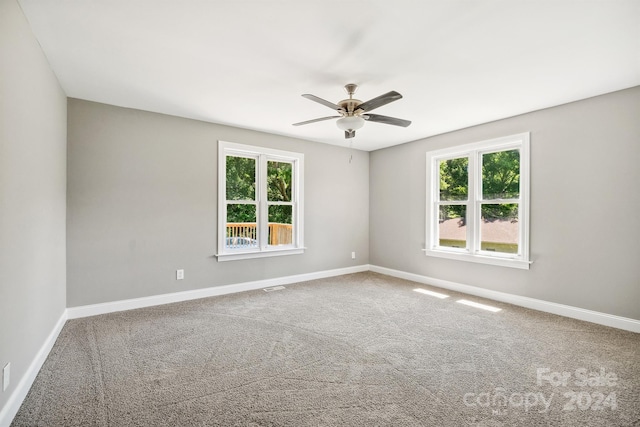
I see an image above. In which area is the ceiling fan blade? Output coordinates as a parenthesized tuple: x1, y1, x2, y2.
(292, 116, 341, 126)
(364, 113, 411, 127)
(302, 94, 343, 111)
(357, 91, 402, 112)
(345, 130, 355, 139)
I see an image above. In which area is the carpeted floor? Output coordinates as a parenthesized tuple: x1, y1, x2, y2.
(12, 272, 640, 426)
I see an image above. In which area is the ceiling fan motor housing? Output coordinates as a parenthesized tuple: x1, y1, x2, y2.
(338, 99, 363, 116)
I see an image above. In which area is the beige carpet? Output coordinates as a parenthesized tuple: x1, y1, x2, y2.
(12, 272, 640, 426)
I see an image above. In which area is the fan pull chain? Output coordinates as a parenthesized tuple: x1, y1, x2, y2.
(349, 140, 353, 164)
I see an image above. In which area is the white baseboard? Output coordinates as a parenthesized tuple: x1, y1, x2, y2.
(0, 309, 68, 427)
(67, 264, 370, 319)
(66, 263, 640, 331)
(2, 264, 637, 426)
(1, 265, 369, 426)
(370, 265, 640, 334)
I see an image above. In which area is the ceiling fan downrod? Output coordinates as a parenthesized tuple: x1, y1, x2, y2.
(339, 84, 362, 116)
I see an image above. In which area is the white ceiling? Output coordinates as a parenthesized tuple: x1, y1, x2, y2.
(18, 0, 640, 151)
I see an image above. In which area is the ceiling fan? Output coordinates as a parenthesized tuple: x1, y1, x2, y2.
(293, 83, 411, 139)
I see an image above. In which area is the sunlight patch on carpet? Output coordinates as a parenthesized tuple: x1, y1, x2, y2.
(413, 288, 449, 299)
(456, 299, 502, 312)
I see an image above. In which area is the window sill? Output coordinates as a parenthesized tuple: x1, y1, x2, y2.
(216, 247, 305, 262)
(424, 249, 531, 270)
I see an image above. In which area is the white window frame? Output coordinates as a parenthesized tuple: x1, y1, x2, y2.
(425, 132, 531, 269)
(217, 141, 304, 261)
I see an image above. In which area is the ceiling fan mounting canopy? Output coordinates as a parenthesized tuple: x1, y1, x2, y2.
(293, 83, 411, 139)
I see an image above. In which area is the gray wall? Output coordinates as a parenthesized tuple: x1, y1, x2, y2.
(0, 0, 67, 414)
(66, 99, 369, 307)
(370, 86, 640, 320)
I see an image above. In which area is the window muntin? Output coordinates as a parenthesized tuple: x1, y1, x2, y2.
(218, 141, 304, 261)
(426, 133, 530, 269)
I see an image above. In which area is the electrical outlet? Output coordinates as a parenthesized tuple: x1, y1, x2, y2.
(176, 269, 184, 280)
(351, 252, 356, 259)
(3, 363, 10, 391)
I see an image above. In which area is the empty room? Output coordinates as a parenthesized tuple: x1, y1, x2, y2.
(1, 0, 639, 426)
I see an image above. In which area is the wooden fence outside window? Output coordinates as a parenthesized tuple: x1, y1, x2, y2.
(226, 223, 293, 246)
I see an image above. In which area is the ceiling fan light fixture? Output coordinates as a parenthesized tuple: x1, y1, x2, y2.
(336, 116, 365, 131)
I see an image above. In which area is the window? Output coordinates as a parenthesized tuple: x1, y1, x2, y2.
(217, 141, 304, 261)
(425, 133, 530, 269)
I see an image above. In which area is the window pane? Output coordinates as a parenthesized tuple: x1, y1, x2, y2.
(480, 204, 519, 254)
(226, 204, 257, 249)
(438, 205, 466, 249)
(439, 157, 468, 201)
(482, 149, 520, 199)
(268, 205, 293, 246)
(226, 156, 256, 200)
(267, 161, 292, 202)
